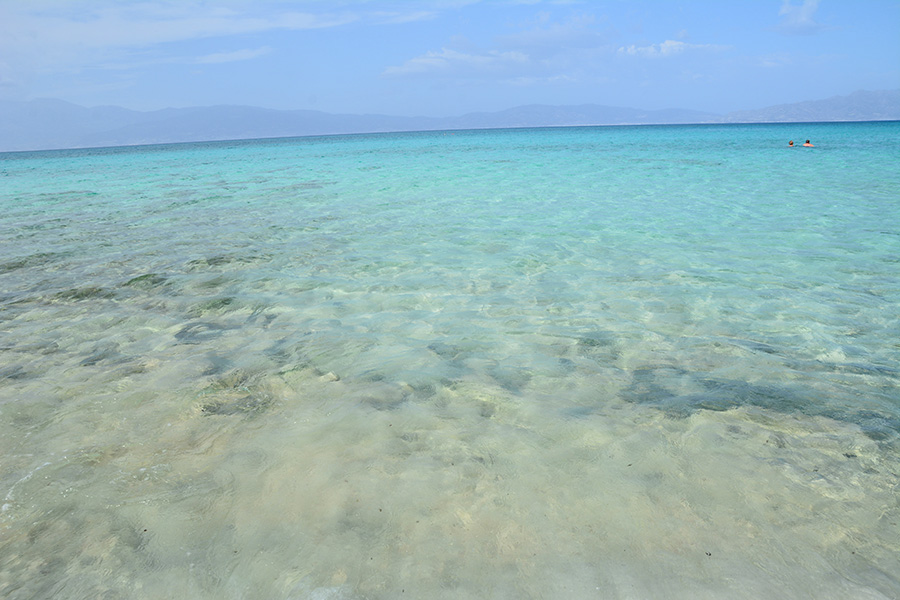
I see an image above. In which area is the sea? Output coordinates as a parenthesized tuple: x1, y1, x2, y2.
(1, 121, 899, 599)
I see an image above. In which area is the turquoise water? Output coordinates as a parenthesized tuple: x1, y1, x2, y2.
(1, 122, 899, 598)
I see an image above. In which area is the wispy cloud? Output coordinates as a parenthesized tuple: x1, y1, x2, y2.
(370, 10, 439, 25)
(758, 53, 794, 68)
(502, 73, 578, 86)
(776, 0, 825, 34)
(497, 13, 605, 49)
(0, 1, 367, 79)
(0, 0, 499, 101)
(383, 48, 529, 77)
(383, 12, 611, 83)
(617, 40, 728, 58)
(382, 7, 734, 92)
(0, 3, 357, 52)
(194, 47, 273, 65)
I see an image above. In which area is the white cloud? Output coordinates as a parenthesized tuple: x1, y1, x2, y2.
(758, 53, 794, 68)
(383, 48, 529, 77)
(370, 10, 439, 25)
(502, 73, 577, 86)
(1, 1, 517, 102)
(619, 40, 687, 58)
(0, 3, 355, 51)
(383, 12, 611, 83)
(777, 0, 824, 34)
(617, 40, 728, 58)
(194, 46, 273, 64)
(498, 13, 604, 49)
(0, 1, 365, 81)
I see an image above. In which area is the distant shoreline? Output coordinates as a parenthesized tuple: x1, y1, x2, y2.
(2, 118, 899, 156)
(2, 89, 898, 153)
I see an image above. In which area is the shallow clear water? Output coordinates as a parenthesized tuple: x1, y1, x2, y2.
(1, 122, 899, 599)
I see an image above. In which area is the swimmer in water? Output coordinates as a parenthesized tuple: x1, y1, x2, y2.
(803, 140, 814, 147)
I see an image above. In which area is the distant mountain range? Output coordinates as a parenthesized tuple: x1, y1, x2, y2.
(1, 89, 898, 152)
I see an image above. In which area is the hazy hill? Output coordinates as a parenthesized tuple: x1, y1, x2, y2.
(722, 89, 900, 123)
(1, 89, 897, 152)
(438, 104, 718, 130)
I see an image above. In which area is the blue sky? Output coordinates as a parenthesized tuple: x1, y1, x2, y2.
(1, 0, 898, 116)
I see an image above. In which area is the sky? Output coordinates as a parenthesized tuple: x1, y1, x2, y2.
(1, 0, 898, 117)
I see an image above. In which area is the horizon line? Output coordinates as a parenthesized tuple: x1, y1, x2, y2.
(4, 118, 898, 156)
